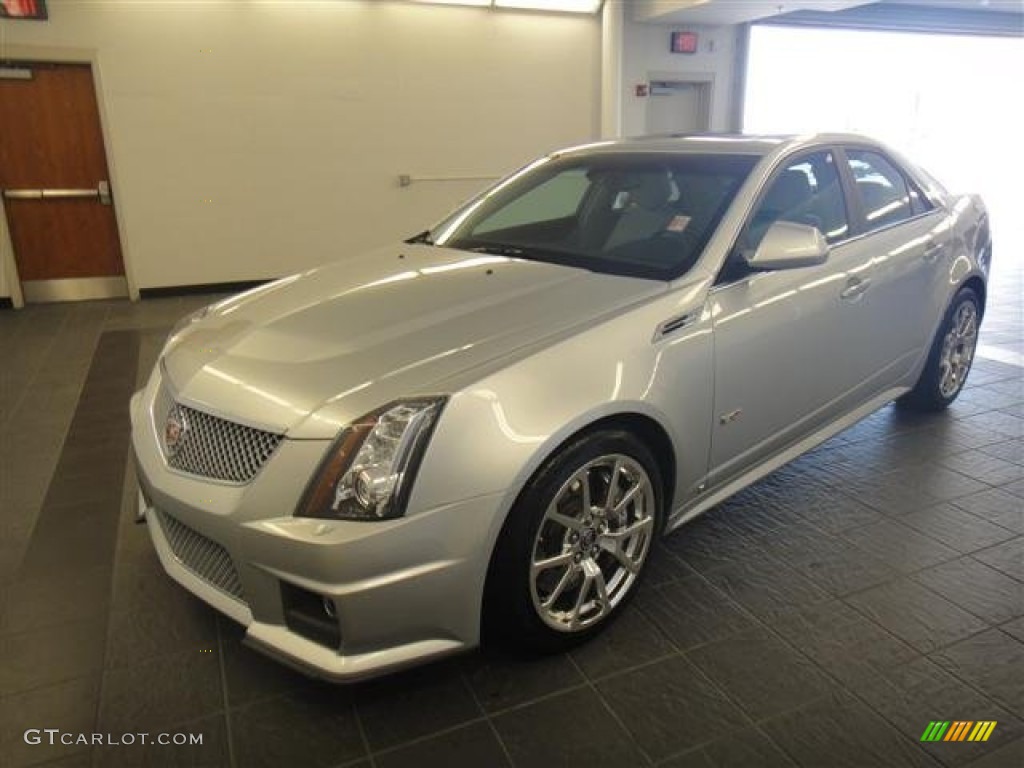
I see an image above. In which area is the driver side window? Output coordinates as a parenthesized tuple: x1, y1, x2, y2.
(747, 151, 849, 252)
(719, 150, 849, 284)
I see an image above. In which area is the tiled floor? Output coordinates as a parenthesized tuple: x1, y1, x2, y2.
(0, 261, 1021, 768)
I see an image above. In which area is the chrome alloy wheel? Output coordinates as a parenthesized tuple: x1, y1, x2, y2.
(938, 301, 979, 399)
(529, 454, 655, 633)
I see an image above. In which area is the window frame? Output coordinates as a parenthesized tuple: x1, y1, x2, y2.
(835, 145, 939, 238)
(715, 146, 853, 286)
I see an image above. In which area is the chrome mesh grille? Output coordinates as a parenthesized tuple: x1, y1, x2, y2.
(156, 510, 245, 602)
(157, 389, 283, 484)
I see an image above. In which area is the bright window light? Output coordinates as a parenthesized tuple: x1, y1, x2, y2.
(411, 0, 603, 11)
(411, 1, 491, 6)
(495, 0, 603, 12)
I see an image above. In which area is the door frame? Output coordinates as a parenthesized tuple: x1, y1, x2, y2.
(644, 70, 716, 135)
(0, 45, 139, 307)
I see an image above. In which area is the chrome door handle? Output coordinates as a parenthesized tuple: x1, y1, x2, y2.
(840, 276, 871, 300)
(923, 240, 944, 263)
(2, 181, 110, 203)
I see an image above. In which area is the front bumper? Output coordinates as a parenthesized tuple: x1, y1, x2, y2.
(131, 380, 501, 682)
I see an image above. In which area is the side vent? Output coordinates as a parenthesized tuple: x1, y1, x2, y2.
(655, 311, 700, 340)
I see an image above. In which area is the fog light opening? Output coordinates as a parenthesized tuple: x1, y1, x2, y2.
(322, 596, 337, 619)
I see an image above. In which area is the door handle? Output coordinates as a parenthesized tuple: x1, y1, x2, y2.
(4, 188, 98, 200)
(840, 276, 871, 300)
(3, 181, 110, 203)
(923, 240, 944, 263)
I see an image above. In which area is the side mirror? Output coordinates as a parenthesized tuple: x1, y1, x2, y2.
(746, 220, 829, 271)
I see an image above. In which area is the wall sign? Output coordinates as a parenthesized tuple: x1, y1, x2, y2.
(670, 30, 698, 54)
(0, 0, 47, 20)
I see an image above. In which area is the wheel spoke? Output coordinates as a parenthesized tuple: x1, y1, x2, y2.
(542, 564, 575, 609)
(605, 458, 623, 512)
(568, 566, 594, 629)
(532, 551, 574, 576)
(604, 539, 641, 575)
(548, 509, 583, 532)
(579, 469, 592, 514)
(593, 564, 610, 606)
(613, 481, 642, 514)
(603, 515, 654, 542)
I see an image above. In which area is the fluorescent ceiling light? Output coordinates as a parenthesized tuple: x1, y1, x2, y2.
(495, 0, 603, 11)
(411, 1, 491, 7)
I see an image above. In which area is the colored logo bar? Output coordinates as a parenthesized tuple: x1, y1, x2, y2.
(921, 721, 997, 742)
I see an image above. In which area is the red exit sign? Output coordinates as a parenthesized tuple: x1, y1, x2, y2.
(670, 31, 698, 54)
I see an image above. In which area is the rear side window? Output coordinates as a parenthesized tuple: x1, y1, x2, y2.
(846, 149, 930, 231)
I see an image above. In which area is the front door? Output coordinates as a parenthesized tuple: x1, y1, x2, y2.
(708, 149, 880, 485)
(0, 63, 126, 302)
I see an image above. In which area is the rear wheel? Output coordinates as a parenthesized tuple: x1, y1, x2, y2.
(898, 287, 981, 411)
(483, 430, 662, 652)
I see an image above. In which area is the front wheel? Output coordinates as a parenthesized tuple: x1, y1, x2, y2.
(483, 430, 663, 653)
(898, 287, 981, 411)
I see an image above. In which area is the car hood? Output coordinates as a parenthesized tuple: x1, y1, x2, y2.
(161, 244, 665, 438)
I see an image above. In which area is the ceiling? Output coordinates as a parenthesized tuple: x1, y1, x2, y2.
(633, 0, 1024, 25)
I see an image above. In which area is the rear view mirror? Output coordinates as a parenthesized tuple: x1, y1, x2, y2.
(746, 221, 829, 271)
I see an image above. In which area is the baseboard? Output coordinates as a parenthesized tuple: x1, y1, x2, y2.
(139, 279, 273, 299)
(0, 297, 12, 310)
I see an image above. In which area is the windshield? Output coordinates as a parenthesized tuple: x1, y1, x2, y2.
(428, 152, 759, 280)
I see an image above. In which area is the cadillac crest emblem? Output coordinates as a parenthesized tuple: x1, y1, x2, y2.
(164, 404, 189, 458)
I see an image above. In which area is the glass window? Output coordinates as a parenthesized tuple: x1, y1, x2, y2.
(433, 153, 758, 280)
(846, 149, 916, 230)
(475, 170, 589, 234)
(744, 150, 849, 251)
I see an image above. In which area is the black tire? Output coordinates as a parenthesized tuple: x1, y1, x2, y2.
(482, 429, 663, 653)
(898, 287, 981, 412)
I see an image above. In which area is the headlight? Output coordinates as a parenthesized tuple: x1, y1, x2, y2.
(298, 397, 446, 521)
(167, 304, 212, 344)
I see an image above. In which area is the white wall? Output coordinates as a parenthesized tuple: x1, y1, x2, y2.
(620, 18, 740, 137)
(0, 0, 600, 294)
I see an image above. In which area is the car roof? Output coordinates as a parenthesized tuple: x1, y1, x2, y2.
(554, 133, 879, 158)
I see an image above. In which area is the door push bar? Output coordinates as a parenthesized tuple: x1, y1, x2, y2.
(3, 180, 112, 205)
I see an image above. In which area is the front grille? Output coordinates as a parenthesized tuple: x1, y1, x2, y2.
(157, 388, 283, 484)
(156, 510, 245, 603)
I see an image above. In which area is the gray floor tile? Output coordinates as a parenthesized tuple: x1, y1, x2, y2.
(913, 557, 1024, 626)
(660, 727, 796, 768)
(462, 649, 585, 714)
(686, 627, 833, 721)
(355, 660, 481, 751)
(846, 578, 989, 654)
(569, 604, 675, 680)
(842, 519, 961, 574)
(902, 503, 1019, 554)
(930, 629, 1024, 719)
(493, 686, 648, 767)
(230, 687, 364, 768)
(973, 538, 1024, 582)
(770, 599, 918, 686)
(374, 721, 511, 768)
(760, 691, 940, 768)
(97, 649, 223, 733)
(636, 575, 757, 652)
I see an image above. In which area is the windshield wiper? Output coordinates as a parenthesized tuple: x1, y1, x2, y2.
(405, 230, 434, 245)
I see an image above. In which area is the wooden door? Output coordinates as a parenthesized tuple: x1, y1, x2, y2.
(0, 63, 126, 302)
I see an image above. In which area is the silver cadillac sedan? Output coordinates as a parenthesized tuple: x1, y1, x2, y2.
(130, 134, 991, 681)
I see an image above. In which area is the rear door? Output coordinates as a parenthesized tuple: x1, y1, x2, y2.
(838, 147, 951, 379)
(0, 63, 126, 302)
